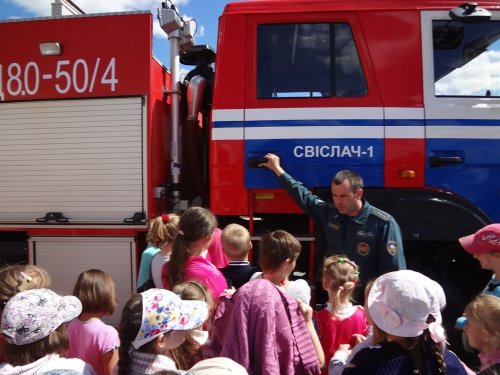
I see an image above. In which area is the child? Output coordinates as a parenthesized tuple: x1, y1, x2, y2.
(162, 207, 228, 302)
(117, 288, 208, 375)
(0, 264, 51, 363)
(210, 278, 322, 374)
(456, 224, 500, 359)
(463, 294, 500, 374)
(67, 269, 120, 375)
(330, 270, 471, 375)
(314, 256, 369, 374)
(172, 281, 215, 343)
(149, 214, 180, 288)
(251, 229, 311, 304)
(0, 264, 52, 306)
(459, 224, 500, 297)
(0, 288, 95, 375)
(219, 223, 259, 289)
(170, 281, 215, 370)
(137, 214, 180, 291)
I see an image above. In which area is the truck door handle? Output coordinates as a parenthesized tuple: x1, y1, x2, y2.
(247, 157, 268, 168)
(429, 156, 463, 167)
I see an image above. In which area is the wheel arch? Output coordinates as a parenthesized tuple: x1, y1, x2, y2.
(363, 188, 492, 242)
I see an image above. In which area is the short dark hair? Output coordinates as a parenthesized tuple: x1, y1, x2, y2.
(259, 230, 301, 272)
(332, 170, 363, 193)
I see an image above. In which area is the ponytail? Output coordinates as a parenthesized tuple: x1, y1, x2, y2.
(323, 255, 359, 307)
(165, 207, 217, 290)
(166, 235, 190, 289)
(406, 315, 446, 374)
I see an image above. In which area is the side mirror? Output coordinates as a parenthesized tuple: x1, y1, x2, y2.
(449, 3, 491, 23)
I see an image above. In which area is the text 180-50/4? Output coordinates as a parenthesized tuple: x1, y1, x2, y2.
(0, 58, 118, 101)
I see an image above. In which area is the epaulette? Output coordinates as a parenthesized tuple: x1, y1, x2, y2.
(371, 208, 392, 222)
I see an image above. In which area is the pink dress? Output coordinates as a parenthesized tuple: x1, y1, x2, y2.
(67, 318, 119, 375)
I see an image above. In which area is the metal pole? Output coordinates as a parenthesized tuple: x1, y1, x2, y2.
(169, 29, 181, 210)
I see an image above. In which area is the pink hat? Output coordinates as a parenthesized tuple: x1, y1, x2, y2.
(368, 270, 446, 339)
(459, 224, 500, 254)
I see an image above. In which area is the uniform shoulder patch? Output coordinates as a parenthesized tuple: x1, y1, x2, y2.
(371, 208, 392, 222)
(387, 241, 398, 256)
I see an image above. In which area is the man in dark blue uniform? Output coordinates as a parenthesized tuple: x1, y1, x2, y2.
(260, 153, 406, 301)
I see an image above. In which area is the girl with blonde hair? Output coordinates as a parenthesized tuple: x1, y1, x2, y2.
(315, 255, 368, 374)
(463, 294, 500, 374)
(137, 213, 180, 291)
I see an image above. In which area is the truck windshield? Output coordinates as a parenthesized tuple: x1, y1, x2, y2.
(433, 20, 500, 97)
(257, 22, 366, 99)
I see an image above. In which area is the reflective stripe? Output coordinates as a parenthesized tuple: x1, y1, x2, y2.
(212, 107, 499, 140)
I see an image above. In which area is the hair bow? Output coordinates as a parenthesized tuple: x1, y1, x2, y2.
(161, 214, 170, 223)
(428, 322, 447, 344)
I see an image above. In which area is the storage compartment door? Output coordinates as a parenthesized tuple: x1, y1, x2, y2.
(0, 97, 145, 223)
(29, 236, 136, 326)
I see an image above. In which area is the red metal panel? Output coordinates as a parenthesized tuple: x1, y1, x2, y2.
(223, 0, 500, 15)
(385, 139, 425, 187)
(23, 227, 142, 236)
(210, 13, 247, 215)
(0, 13, 152, 102)
(359, 11, 423, 107)
(146, 59, 170, 218)
(210, 140, 247, 215)
(250, 190, 303, 214)
(211, 187, 248, 215)
(213, 14, 246, 110)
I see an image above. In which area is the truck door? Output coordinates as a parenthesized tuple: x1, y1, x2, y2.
(422, 10, 500, 222)
(243, 12, 384, 191)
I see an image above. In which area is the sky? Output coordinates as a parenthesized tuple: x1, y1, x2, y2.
(0, 0, 233, 69)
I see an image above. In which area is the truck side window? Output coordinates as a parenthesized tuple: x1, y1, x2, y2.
(257, 22, 367, 99)
(433, 20, 500, 97)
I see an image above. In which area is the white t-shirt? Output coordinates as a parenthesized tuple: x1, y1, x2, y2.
(285, 278, 311, 305)
(0, 354, 95, 375)
(249, 272, 311, 304)
(151, 253, 170, 288)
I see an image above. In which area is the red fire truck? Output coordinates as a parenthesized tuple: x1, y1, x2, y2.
(1, 0, 499, 331)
